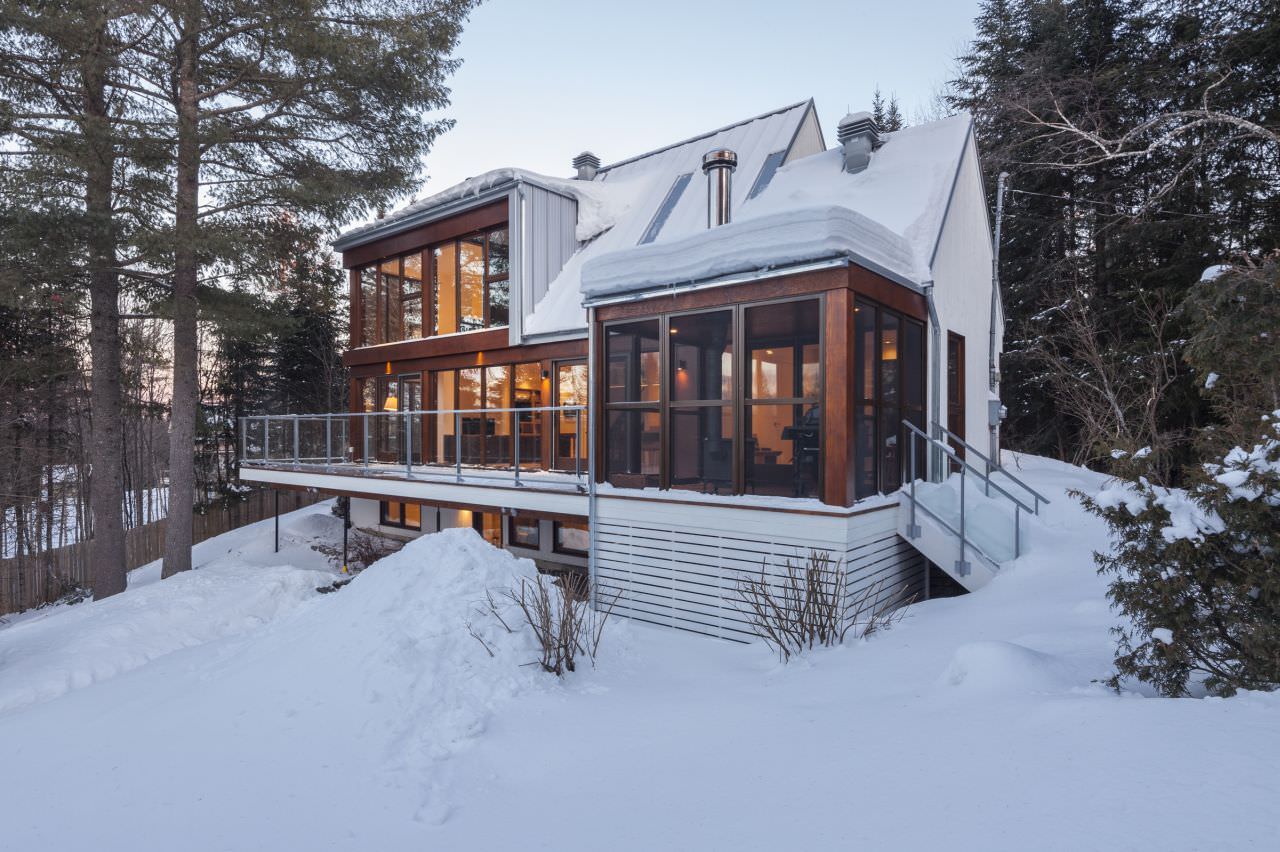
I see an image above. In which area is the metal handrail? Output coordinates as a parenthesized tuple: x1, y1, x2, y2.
(929, 422, 1050, 512)
(900, 486, 1003, 571)
(902, 419, 1029, 570)
(238, 405, 589, 491)
(903, 421, 1035, 515)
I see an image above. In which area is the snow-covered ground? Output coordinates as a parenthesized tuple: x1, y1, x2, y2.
(0, 456, 1276, 851)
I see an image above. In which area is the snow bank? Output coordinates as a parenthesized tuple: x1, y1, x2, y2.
(580, 205, 925, 300)
(0, 560, 332, 715)
(940, 640, 1088, 694)
(3, 454, 1279, 851)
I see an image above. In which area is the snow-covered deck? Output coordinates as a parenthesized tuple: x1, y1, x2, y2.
(238, 460, 590, 516)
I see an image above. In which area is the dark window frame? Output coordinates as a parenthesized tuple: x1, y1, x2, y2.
(507, 515, 541, 549)
(430, 360, 544, 469)
(853, 296, 927, 499)
(602, 294, 825, 497)
(552, 519, 589, 556)
(432, 225, 510, 334)
(353, 224, 509, 348)
(380, 500, 421, 530)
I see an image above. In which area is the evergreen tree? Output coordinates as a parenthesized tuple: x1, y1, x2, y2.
(112, 0, 476, 577)
(952, 0, 1279, 476)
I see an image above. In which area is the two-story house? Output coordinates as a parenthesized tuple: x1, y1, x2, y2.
(239, 99, 1043, 640)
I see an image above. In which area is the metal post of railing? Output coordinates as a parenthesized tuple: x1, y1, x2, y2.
(363, 413, 370, 470)
(292, 415, 300, 466)
(956, 464, 970, 577)
(454, 412, 462, 483)
(1014, 503, 1021, 558)
(907, 434, 920, 538)
(404, 407, 411, 478)
(513, 410, 521, 487)
(325, 416, 332, 467)
(264, 415, 271, 461)
(574, 409, 582, 480)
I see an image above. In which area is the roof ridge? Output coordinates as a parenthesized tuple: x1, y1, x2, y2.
(597, 99, 812, 174)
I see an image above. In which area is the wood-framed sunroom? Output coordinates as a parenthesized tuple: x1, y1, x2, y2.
(590, 260, 930, 509)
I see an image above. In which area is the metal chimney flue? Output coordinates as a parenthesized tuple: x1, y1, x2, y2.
(573, 151, 600, 181)
(837, 112, 884, 174)
(702, 148, 737, 228)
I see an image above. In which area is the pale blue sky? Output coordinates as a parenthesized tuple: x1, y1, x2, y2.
(416, 0, 979, 194)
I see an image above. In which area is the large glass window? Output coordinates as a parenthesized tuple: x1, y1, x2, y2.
(744, 300, 820, 497)
(433, 243, 458, 335)
(602, 298, 823, 499)
(668, 310, 733, 493)
(554, 361, 588, 472)
(433, 362, 541, 468)
(854, 300, 925, 499)
(359, 267, 377, 346)
(354, 224, 508, 347)
(605, 320, 661, 488)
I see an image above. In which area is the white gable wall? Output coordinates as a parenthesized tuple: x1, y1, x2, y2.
(927, 130, 999, 460)
(783, 103, 826, 163)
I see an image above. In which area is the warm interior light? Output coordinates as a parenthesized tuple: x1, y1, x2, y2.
(385, 361, 392, 375)
(669, 327, 678, 334)
(383, 393, 399, 411)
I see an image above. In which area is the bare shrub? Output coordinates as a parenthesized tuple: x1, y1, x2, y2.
(736, 549, 912, 662)
(312, 529, 403, 573)
(496, 573, 618, 676)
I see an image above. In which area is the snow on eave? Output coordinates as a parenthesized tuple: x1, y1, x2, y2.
(333, 167, 629, 251)
(579, 205, 927, 302)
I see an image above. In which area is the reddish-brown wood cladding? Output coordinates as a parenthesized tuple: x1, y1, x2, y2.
(593, 262, 927, 324)
(347, 336, 586, 379)
(589, 260, 926, 508)
(340, 199, 508, 269)
(344, 328, 510, 368)
(822, 288, 856, 507)
(595, 265, 848, 322)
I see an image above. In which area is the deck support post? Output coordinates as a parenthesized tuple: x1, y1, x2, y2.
(274, 489, 280, 553)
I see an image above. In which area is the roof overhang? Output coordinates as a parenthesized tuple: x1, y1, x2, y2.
(581, 250, 924, 310)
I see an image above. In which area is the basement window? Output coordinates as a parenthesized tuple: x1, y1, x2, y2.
(638, 172, 693, 245)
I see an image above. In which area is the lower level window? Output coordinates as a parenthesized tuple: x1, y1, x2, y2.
(381, 501, 421, 530)
(471, 511, 502, 547)
(553, 520, 588, 555)
(508, 516, 540, 548)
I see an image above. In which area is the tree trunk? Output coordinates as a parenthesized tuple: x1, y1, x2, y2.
(83, 14, 128, 598)
(162, 5, 200, 578)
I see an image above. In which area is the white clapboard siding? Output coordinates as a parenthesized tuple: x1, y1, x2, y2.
(594, 495, 924, 641)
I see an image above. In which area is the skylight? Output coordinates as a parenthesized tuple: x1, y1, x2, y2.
(746, 150, 786, 201)
(638, 172, 693, 245)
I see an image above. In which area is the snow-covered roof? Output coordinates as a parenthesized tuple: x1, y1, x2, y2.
(332, 167, 624, 250)
(579, 111, 974, 304)
(334, 102, 976, 338)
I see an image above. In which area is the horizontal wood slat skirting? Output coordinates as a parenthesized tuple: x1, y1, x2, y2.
(595, 500, 925, 642)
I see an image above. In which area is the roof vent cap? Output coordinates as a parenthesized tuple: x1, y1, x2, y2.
(573, 151, 601, 181)
(836, 112, 884, 174)
(701, 148, 738, 228)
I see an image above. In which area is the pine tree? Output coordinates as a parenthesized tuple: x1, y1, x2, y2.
(113, 0, 477, 577)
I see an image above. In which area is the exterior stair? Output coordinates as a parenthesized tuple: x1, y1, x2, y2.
(896, 422, 1049, 592)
